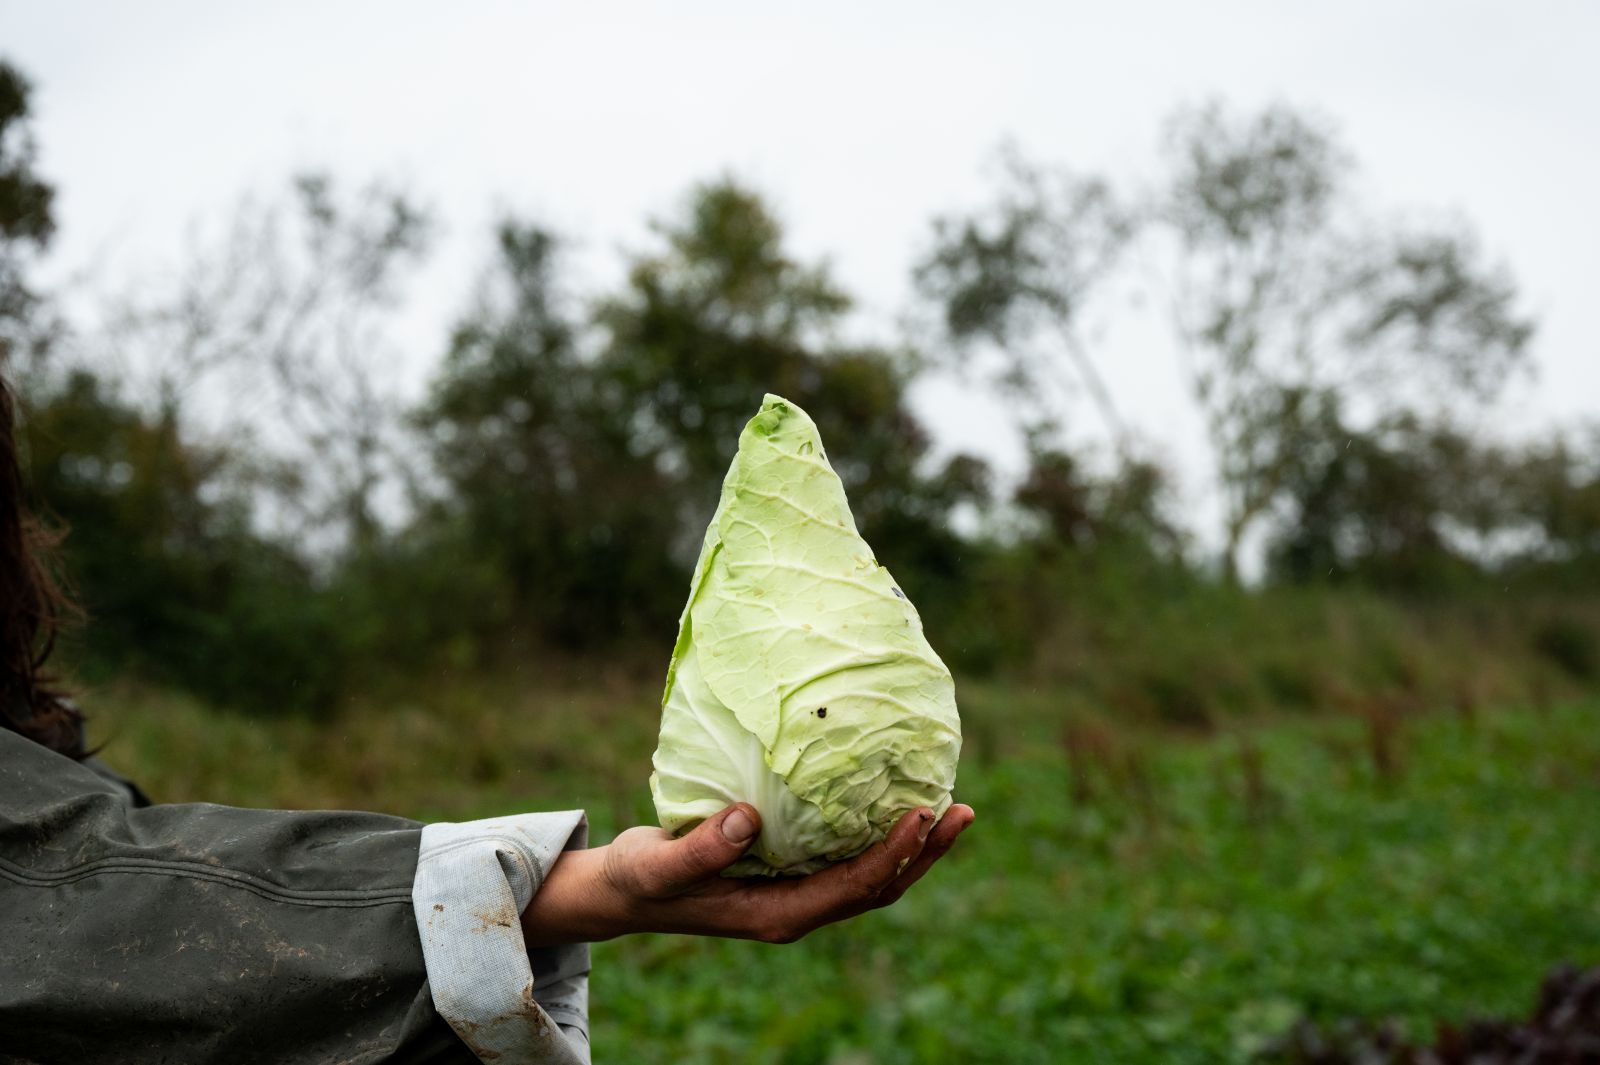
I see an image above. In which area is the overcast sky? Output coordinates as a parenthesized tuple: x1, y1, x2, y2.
(4, 1, 1597, 538)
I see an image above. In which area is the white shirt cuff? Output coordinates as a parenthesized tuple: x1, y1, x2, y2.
(414, 811, 591, 1064)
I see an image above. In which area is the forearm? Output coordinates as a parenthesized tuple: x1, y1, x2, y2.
(520, 844, 630, 948)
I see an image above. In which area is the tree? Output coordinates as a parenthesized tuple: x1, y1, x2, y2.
(1506, 426, 1600, 570)
(597, 179, 985, 570)
(1263, 401, 1489, 587)
(913, 145, 1134, 451)
(1162, 102, 1532, 579)
(1015, 447, 1181, 560)
(20, 369, 341, 709)
(416, 222, 682, 647)
(0, 58, 57, 372)
(918, 102, 1536, 580)
(97, 173, 432, 552)
(415, 185, 988, 650)
(0, 60, 343, 710)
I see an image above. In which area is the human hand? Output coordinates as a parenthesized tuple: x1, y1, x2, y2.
(520, 802, 975, 948)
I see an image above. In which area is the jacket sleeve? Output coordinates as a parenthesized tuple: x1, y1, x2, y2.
(0, 728, 589, 1065)
(413, 815, 591, 1065)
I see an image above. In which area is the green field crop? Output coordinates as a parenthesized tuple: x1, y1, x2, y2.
(89, 682, 1600, 1064)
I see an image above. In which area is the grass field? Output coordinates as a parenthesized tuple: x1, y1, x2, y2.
(88, 675, 1600, 1063)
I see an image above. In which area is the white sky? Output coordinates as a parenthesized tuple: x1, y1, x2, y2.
(4, 1, 1597, 547)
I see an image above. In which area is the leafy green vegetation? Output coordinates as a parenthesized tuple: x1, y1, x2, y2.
(92, 675, 1600, 1064)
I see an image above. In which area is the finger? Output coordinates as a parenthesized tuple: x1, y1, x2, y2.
(637, 803, 762, 897)
(780, 807, 933, 929)
(877, 803, 974, 906)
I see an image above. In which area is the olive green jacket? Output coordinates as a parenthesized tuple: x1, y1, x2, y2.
(0, 728, 590, 1065)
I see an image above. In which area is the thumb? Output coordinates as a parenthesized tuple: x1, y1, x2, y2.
(644, 804, 761, 895)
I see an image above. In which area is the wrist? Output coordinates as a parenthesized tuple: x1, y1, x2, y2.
(519, 844, 630, 948)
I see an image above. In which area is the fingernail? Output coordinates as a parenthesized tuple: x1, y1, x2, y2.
(917, 810, 934, 841)
(722, 808, 756, 844)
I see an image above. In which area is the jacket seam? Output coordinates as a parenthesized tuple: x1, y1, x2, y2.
(0, 855, 413, 907)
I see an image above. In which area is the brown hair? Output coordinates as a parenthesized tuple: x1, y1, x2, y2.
(0, 370, 85, 757)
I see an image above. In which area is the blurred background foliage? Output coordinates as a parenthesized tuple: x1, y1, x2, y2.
(3, 57, 1594, 720)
